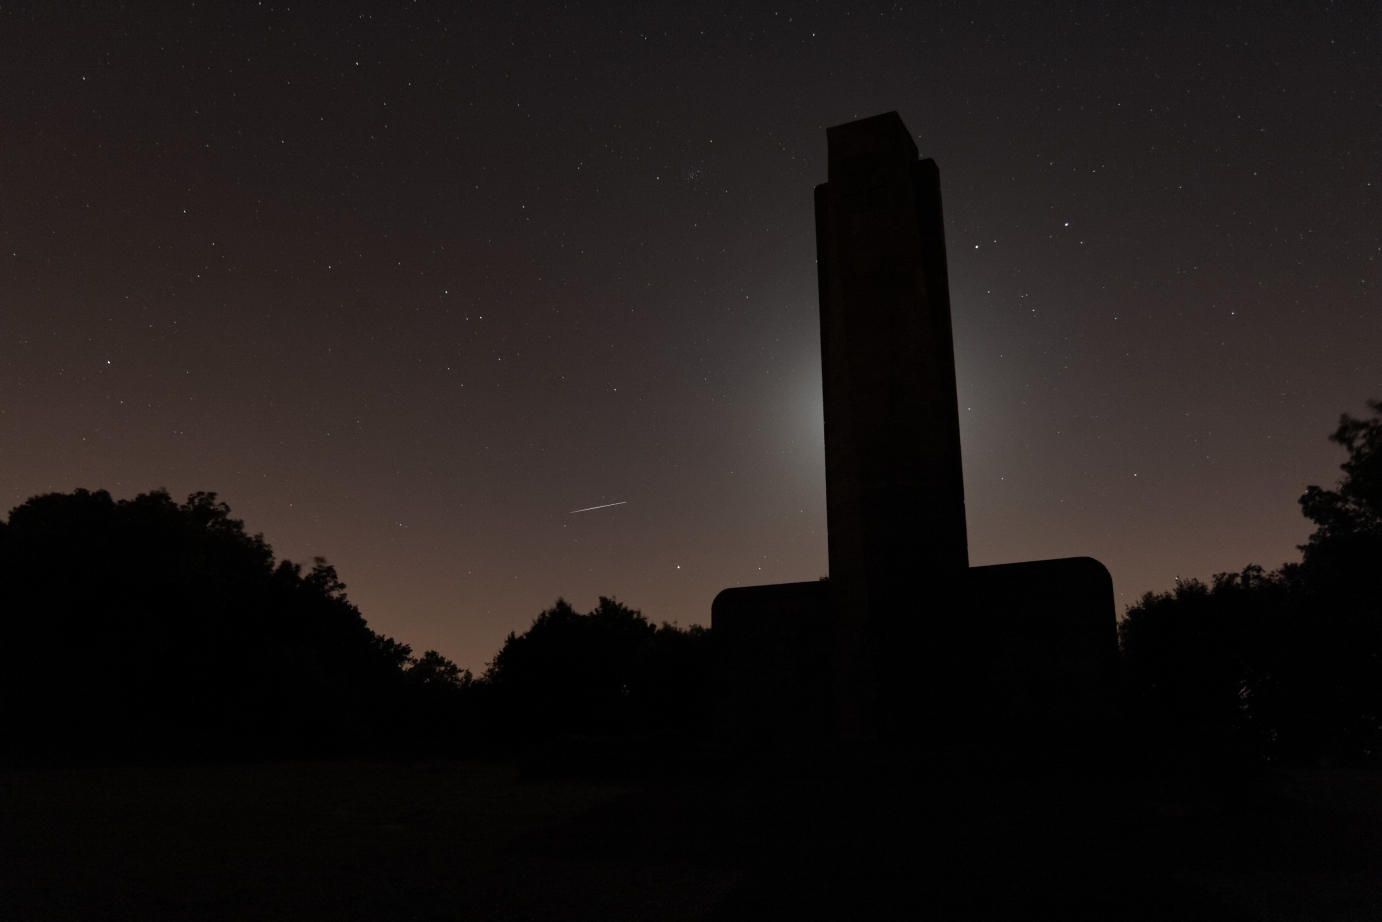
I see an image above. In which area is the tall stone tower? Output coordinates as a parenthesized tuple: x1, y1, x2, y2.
(814, 112, 970, 740)
(711, 112, 1119, 751)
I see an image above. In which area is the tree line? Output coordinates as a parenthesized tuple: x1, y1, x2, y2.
(1, 400, 1377, 764)
(1121, 400, 1382, 763)
(0, 487, 709, 761)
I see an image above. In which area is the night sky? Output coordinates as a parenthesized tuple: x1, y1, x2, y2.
(3, 2, 1378, 672)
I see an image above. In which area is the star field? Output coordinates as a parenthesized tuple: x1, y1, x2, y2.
(1, 1, 1378, 671)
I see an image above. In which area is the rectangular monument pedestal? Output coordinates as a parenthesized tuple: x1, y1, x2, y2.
(712, 580, 831, 743)
(970, 557, 1123, 746)
(712, 558, 1121, 747)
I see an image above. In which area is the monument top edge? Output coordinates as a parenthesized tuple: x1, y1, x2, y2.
(825, 111, 918, 163)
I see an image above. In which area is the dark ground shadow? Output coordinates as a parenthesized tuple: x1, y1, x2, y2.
(497, 745, 1382, 921)
(1, 750, 1380, 920)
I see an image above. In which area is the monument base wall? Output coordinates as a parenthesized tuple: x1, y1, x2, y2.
(711, 557, 1121, 749)
(711, 580, 832, 743)
(969, 557, 1123, 749)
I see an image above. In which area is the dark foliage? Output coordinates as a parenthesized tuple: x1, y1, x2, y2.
(0, 488, 470, 760)
(1120, 401, 1382, 762)
(482, 597, 712, 742)
(1119, 567, 1289, 741)
(1299, 400, 1382, 548)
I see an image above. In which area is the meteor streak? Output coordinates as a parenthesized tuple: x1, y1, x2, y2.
(568, 501, 627, 514)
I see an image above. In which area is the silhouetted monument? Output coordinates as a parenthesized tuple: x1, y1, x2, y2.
(714, 112, 1120, 749)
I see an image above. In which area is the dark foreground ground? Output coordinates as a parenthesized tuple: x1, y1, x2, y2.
(1, 748, 1379, 921)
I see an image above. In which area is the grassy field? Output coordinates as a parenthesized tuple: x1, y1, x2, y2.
(2, 754, 1381, 920)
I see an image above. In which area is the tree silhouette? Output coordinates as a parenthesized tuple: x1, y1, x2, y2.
(1299, 399, 1382, 548)
(483, 597, 711, 742)
(0, 488, 466, 760)
(1118, 566, 1288, 743)
(1119, 400, 1382, 762)
(1281, 400, 1382, 758)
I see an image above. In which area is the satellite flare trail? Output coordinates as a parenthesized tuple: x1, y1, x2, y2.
(568, 501, 627, 514)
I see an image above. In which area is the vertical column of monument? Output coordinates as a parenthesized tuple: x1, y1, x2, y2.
(815, 112, 969, 742)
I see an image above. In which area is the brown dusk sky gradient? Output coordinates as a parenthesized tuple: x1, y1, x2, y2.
(2, 1, 1378, 672)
